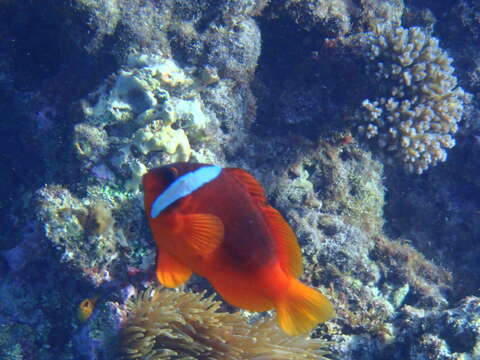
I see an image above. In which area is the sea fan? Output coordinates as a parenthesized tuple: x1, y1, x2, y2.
(121, 287, 331, 360)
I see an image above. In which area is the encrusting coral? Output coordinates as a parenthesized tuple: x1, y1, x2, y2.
(121, 287, 331, 360)
(356, 24, 466, 174)
(75, 54, 208, 191)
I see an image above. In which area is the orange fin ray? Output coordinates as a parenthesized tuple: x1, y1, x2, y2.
(226, 168, 267, 204)
(156, 251, 192, 288)
(180, 214, 224, 255)
(276, 279, 335, 335)
(261, 205, 303, 278)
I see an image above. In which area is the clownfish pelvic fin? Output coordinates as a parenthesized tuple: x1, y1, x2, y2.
(156, 250, 192, 288)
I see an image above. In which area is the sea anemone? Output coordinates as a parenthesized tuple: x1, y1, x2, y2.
(121, 287, 331, 360)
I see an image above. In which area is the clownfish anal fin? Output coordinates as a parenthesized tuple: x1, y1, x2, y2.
(181, 214, 224, 256)
(226, 168, 267, 204)
(261, 205, 303, 278)
(156, 250, 192, 288)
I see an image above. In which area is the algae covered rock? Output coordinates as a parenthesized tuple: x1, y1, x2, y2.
(33, 182, 153, 286)
(35, 185, 118, 274)
(390, 297, 480, 359)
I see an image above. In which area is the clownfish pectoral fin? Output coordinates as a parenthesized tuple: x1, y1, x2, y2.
(261, 205, 303, 278)
(180, 214, 224, 256)
(156, 250, 192, 288)
(276, 279, 335, 336)
(226, 168, 267, 204)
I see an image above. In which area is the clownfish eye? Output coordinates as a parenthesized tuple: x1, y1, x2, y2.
(164, 166, 179, 184)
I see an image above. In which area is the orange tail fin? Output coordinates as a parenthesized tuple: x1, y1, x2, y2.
(276, 279, 335, 335)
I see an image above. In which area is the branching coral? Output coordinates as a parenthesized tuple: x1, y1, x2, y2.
(121, 287, 331, 360)
(356, 24, 466, 174)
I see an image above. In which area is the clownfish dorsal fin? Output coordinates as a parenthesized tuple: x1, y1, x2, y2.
(226, 168, 267, 204)
(180, 214, 225, 255)
(156, 250, 192, 288)
(261, 205, 303, 278)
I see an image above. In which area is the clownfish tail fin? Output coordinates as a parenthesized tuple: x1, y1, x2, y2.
(276, 279, 335, 336)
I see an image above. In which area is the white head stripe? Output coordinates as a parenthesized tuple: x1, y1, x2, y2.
(150, 165, 222, 218)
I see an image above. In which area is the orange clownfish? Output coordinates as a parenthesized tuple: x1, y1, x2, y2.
(143, 163, 335, 335)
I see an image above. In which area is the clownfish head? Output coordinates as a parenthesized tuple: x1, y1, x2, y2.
(143, 163, 222, 219)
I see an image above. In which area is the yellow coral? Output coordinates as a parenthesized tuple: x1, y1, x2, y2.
(121, 287, 331, 360)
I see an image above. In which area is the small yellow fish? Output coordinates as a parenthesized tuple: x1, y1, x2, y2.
(78, 297, 98, 322)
